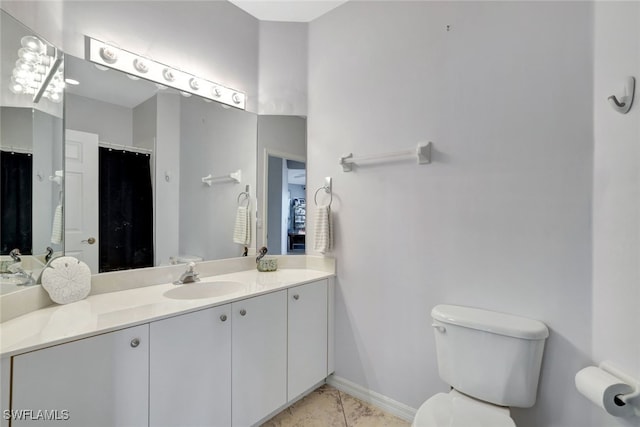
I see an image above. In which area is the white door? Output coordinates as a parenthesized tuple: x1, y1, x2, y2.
(150, 305, 232, 427)
(232, 291, 287, 426)
(65, 129, 99, 273)
(11, 324, 149, 427)
(288, 279, 328, 400)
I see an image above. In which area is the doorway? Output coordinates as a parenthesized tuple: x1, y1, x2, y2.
(266, 155, 306, 255)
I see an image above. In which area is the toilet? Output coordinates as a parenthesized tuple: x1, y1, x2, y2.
(413, 304, 549, 427)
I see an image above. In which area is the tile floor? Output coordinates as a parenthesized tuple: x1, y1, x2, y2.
(262, 384, 411, 427)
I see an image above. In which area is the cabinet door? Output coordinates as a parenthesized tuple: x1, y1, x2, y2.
(288, 279, 328, 401)
(11, 324, 149, 427)
(150, 305, 231, 427)
(232, 291, 287, 427)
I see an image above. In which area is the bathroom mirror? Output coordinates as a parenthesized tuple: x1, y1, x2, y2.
(256, 116, 307, 255)
(64, 54, 257, 274)
(0, 10, 64, 294)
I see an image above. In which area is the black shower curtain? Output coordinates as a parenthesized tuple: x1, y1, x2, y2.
(99, 148, 153, 272)
(1, 151, 33, 255)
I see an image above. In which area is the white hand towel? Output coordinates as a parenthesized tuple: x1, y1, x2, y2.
(50, 204, 63, 244)
(313, 205, 333, 254)
(233, 206, 251, 245)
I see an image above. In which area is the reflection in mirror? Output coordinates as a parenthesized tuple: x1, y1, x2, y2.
(0, 10, 64, 295)
(64, 54, 257, 274)
(257, 116, 307, 255)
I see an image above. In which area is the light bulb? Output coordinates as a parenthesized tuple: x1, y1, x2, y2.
(15, 59, 34, 71)
(13, 68, 31, 80)
(99, 46, 118, 64)
(189, 78, 200, 91)
(18, 48, 40, 64)
(212, 86, 222, 97)
(9, 80, 25, 94)
(162, 68, 175, 82)
(133, 58, 149, 73)
(21, 36, 44, 53)
(47, 92, 61, 102)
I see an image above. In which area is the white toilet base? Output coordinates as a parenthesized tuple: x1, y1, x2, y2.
(412, 390, 515, 427)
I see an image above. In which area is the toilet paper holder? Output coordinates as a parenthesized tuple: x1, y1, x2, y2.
(600, 361, 640, 414)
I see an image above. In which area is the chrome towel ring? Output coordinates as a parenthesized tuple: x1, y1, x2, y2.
(314, 177, 332, 207)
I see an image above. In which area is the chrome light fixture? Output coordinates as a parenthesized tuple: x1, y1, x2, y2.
(86, 36, 246, 109)
(10, 35, 64, 103)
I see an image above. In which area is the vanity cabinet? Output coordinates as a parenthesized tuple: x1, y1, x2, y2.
(232, 290, 288, 427)
(149, 304, 231, 427)
(7, 277, 333, 427)
(11, 324, 149, 427)
(288, 279, 328, 401)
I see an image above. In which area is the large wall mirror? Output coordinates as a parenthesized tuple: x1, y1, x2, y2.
(0, 9, 308, 294)
(257, 116, 307, 256)
(64, 53, 257, 274)
(0, 10, 64, 294)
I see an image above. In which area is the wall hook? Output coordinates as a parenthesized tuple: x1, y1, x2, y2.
(608, 76, 635, 114)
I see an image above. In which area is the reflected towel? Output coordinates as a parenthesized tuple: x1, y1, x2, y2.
(50, 204, 63, 244)
(313, 205, 333, 254)
(233, 206, 251, 245)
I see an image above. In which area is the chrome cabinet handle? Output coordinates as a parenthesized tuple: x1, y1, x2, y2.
(220, 314, 227, 322)
(81, 237, 96, 245)
(293, 294, 300, 301)
(130, 338, 140, 348)
(240, 309, 246, 316)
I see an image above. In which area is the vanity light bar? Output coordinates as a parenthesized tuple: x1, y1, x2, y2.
(86, 37, 246, 110)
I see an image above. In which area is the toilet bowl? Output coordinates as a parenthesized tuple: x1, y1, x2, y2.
(412, 390, 515, 427)
(412, 304, 549, 427)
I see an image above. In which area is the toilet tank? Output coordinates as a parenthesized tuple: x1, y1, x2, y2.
(431, 304, 549, 408)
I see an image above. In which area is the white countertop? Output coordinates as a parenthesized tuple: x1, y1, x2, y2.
(0, 268, 333, 358)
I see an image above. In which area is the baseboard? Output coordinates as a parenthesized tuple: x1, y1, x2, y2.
(326, 375, 417, 422)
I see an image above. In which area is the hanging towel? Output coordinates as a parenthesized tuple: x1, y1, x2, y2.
(233, 206, 251, 245)
(50, 204, 63, 244)
(313, 205, 333, 254)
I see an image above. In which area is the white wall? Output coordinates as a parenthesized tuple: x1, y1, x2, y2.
(1, 1, 260, 112)
(32, 109, 57, 254)
(258, 21, 308, 115)
(308, 2, 595, 426)
(179, 97, 257, 260)
(66, 94, 133, 146)
(592, 3, 640, 426)
(155, 93, 180, 266)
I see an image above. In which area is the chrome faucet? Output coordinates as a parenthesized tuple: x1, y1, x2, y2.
(45, 246, 54, 263)
(174, 262, 200, 285)
(10, 248, 22, 262)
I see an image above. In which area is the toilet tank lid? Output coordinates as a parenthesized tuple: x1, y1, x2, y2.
(431, 305, 549, 340)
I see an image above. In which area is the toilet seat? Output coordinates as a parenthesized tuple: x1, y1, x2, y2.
(412, 390, 516, 427)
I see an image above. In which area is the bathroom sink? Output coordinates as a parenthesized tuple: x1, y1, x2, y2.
(163, 281, 245, 300)
(0, 273, 34, 286)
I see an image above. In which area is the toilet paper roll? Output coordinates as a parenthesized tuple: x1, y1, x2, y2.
(575, 366, 634, 417)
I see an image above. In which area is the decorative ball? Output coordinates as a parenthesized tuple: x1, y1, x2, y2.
(41, 256, 92, 304)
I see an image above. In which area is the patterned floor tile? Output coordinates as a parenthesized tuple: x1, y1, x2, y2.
(262, 384, 410, 427)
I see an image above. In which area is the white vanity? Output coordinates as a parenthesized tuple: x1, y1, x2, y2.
(0, 256, 335, 427)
